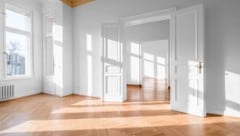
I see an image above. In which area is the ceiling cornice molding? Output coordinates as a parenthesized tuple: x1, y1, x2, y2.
(61, 0, 94, 8)
(61, 0, 72, 7)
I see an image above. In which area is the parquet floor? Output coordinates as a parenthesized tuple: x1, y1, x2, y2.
(127, 78, 169, 102)
(0, 79, 239, 136)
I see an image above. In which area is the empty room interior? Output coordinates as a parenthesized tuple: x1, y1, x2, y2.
(125, 20, 170, 102)
(0, 0, 240, 136)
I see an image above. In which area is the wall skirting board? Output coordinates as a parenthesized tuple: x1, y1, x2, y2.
(0, 91, 42, 102)
(73, 90, 100, 98)
(17, 90, 42, 99)
(62, 90, 74, 97)
(207, 107, 240, 118)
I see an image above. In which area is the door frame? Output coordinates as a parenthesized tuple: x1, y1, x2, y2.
(120, 8, 176, 101)
(101, 6, 206, 116)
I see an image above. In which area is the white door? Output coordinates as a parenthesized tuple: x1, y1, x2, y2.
(170, 5, 205, 116)
(102, 23, 125, 102)
(43, 16, 56, 96)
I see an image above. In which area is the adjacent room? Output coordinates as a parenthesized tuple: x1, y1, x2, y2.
(125, 20, 170, 102)
(0, 0, 240, 135)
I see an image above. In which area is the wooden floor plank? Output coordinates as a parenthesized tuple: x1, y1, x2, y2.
(0, 79, 239, 136)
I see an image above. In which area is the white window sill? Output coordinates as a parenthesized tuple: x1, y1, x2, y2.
(0, 76, 34, 81)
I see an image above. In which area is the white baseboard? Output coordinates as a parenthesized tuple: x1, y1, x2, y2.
(73, 90, 100, 98)
(207, 107, 240, 118)
(15, 90, 42, 99)
(63, 90, 73, 97)
(206, 107, 225, 115)
(224, 110, 240, 118)
(0, 90, 42, 102)
(43, 91, 56, 96)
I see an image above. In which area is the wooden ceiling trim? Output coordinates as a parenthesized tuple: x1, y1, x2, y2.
(61, 0, 94, 8)
(61, 0, 73, 7)
(72, 0, 94, 7)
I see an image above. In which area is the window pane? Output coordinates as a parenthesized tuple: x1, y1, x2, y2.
(5, 32, 29, 76)
(5, 9, 30, 31)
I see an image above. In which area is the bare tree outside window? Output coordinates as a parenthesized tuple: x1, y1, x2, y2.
(6, 41, 25, 76)
(3, 5, 32, 78)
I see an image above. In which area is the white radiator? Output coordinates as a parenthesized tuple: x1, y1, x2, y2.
(0, 84, 14, 100)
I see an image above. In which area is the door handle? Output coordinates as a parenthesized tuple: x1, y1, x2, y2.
(195, 61, 203, 74)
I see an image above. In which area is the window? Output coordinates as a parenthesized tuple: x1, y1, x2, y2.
(3, 4, 32, 78)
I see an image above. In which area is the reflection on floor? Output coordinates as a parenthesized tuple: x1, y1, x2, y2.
(127, 78, 169, 102)
(0, 94, 240, 136)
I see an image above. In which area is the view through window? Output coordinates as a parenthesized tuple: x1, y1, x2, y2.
(4, 5, 32, 77)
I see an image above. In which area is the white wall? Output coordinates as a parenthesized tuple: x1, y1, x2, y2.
(0, 0, 238, 117)
(73, 0, 240, 117)
(125, 21, 169, 85)
(63, 4, 73, 96)
(42, 0, 63, 96)
(0, 0, 43, 99)
(73, 0, 201, 98)
(142, 40, 169, 79)
(42, 1, 73, 97)
(204, 0, 240, 117)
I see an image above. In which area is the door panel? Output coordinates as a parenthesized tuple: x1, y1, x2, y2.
(43, 16, 56, 95)
(176, 12, 196, 60)
(170, 5, 205, 116)
(106, 76, 121, 96)
(102, 23, 124, 102)
(106, 26, 121, 61)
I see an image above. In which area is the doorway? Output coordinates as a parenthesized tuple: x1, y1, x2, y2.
(102, 5, 205, 117)
(125, 20, 170, 102)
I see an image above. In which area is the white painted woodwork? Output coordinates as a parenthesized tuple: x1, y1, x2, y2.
(43, 15, 56, 96)
(170, 5, 205, 117)
(0, 0, 43, 99)
(102, 23, 124, 102)
(42, 1, 73, 97)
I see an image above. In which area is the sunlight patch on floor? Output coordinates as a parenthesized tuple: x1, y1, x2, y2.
(0, 115, 237, 134)
(51, 104, 170, 114)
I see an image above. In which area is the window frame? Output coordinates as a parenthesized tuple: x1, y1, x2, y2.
(1, 3, 34, 80)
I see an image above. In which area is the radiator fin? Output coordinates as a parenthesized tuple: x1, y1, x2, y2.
(0, 85, 14, 100)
